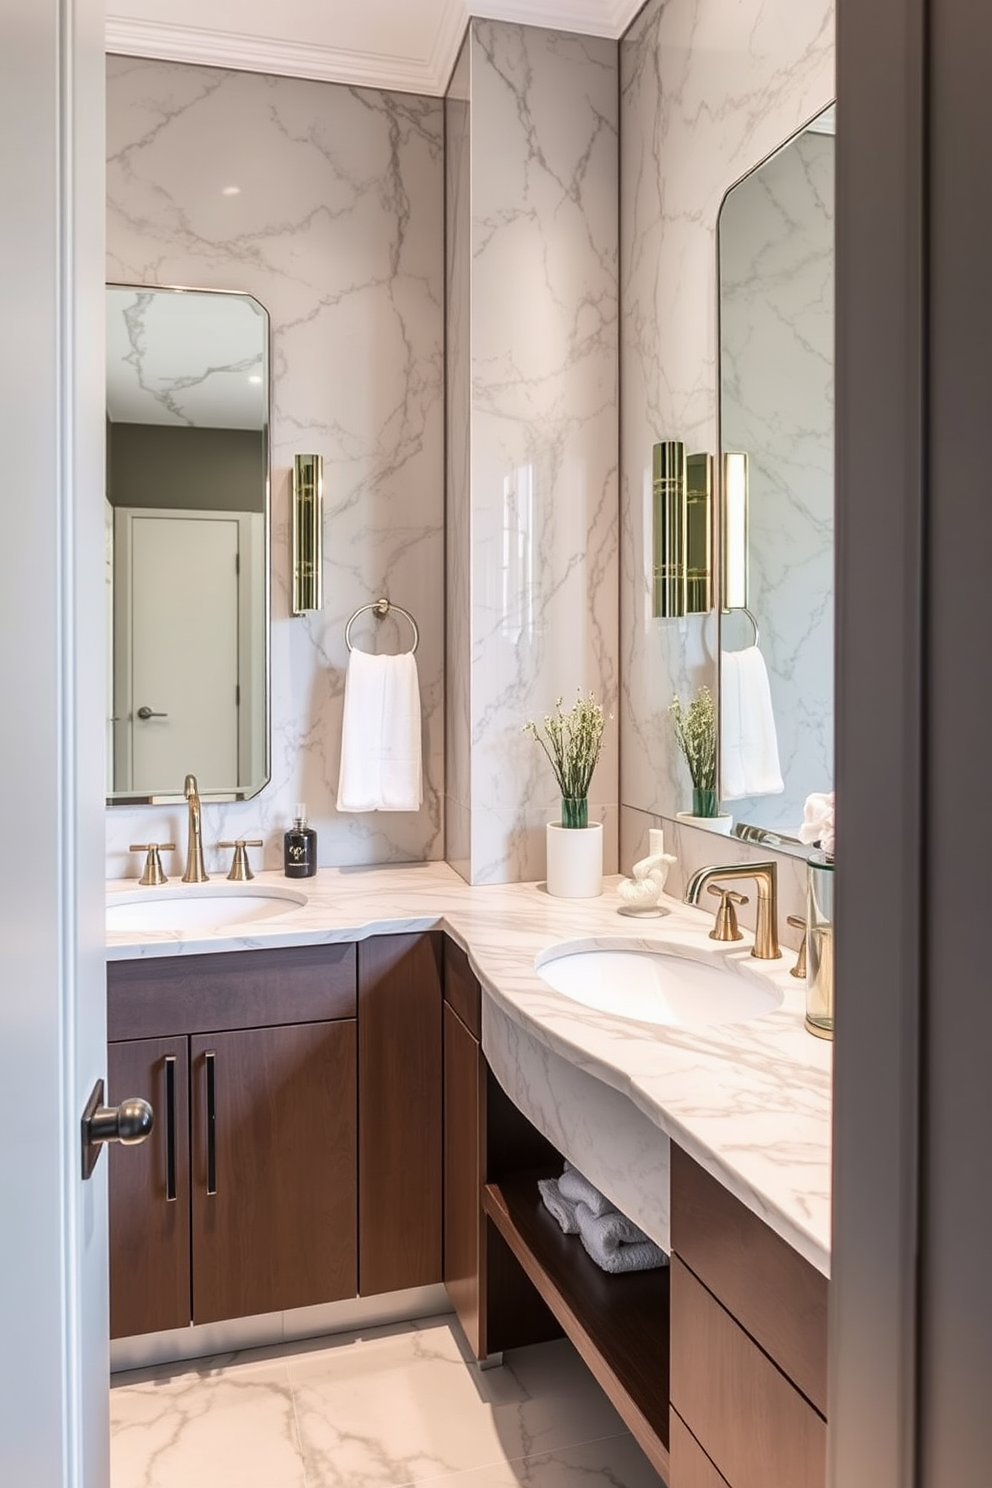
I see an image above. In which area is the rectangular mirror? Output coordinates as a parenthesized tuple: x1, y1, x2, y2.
(105, 285, 270, 804)
(718, 103, 835, 838)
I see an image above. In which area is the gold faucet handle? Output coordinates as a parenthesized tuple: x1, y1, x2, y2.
(787, 915, 809, 979)
(707, 884, 748, 942)
(130, 842, 176, 887)
(218, 839, 263, 882)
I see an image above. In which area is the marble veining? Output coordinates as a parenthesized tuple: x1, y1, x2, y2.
(110, 1323, 659, 1488)
(107, 861, 832, 1275)
(619, 0, 834, 824)
(445, 22, 620, 885)
(105, 59, 444, 877)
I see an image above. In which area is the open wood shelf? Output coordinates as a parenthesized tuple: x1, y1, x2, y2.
(483, 1169, 670, 1481)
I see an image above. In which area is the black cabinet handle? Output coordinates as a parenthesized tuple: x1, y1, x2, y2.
(205, 1051, 217, 1196)
(164, 1055, 177, 1202)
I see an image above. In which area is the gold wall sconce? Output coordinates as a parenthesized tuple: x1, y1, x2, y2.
(292, 453, 323, 615)
(722, 451, 749, 611)
(651, 441, 713, 618)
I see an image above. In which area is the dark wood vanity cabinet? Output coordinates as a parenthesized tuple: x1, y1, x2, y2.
(357, 933, 443, 1295)
(107, 944, 358, 1339)
(669, 1145, 828, 1488)
(107, 1035, 191, 1340)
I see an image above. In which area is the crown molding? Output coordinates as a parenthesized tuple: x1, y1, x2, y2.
(467, 0, 642, 38)
(105, 1, 642, 96)
(104, 15, 454, 95)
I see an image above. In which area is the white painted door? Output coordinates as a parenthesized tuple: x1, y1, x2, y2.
(118, 510, 241, 794)
(0, 0, 109, 1484)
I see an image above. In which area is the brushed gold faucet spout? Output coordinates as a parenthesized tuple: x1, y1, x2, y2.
(181, 773, 209, 884)
(684, 860, 781, 959)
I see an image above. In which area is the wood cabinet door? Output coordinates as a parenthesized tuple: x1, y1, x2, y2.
(190, 1019, 357, 1324)
(358, 934, 443, 1295)
(108, 1036, 191, 1339)
(443, 1001, 485, 1356)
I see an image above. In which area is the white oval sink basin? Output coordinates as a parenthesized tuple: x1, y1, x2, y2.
(106, 883, 308, 933)
(536, 942, 783, 1027)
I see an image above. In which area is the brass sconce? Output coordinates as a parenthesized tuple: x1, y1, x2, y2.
(722, 451, 749, 611)
(651, 441, 713, 618)
(292, 454, 323, 615)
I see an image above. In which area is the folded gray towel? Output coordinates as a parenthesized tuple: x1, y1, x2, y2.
(537, 1177, 579, 1234)
(557, 1162, 613, 1218)
(575, 1200, 669, 1275)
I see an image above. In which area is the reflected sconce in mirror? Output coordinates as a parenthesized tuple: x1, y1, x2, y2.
(292, 454, 323, 615)
(651, 441, 713, 618)
(722, 451, 749, 611)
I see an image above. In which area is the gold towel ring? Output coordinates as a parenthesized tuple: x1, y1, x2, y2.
(344, 598, 420, 655)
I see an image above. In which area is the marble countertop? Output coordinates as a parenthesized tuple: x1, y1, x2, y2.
(106, 862, 832, 1276)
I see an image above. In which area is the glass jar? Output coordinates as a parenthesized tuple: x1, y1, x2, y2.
(560, 796, 589, 830)
(805, 850, 834, 1040)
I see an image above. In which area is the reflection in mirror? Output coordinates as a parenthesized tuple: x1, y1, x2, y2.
(718, 103, 834, 836)
(105, 286, 270, 804)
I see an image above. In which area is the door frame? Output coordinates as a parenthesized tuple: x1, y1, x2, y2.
(0, 1, 108, 1484)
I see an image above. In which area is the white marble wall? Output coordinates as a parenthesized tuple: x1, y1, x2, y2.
(105, 58, 444, 877)
(444, 38, 472, 884)
(720, 130, 834, 831)
(619, 0, 834, 833)
(446, 22, 620, 885)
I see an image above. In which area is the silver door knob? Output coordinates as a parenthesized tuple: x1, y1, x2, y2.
(81, 1079, 154, 1179)
(136, 705, 168, 720)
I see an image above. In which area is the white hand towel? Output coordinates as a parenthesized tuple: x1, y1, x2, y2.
(720, 644, 785, 799)
(537, 1177, 580, 1235)
(336, 650, 423, 813)
(558, 1162, 613, 1218)
(574, 1201, 669, 1275)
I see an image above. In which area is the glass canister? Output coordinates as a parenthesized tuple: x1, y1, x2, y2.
(805, 850, 835, 1039)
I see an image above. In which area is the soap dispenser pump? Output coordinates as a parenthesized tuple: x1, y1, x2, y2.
(284, 803, 317, 878)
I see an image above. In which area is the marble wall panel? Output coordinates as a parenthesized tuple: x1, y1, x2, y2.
(721, 130, 835, 830)
(619, 0, 834, 828)
(105, 58, 444, 876)
(444, 37, 472, 883)
(453, 22, 620, 884)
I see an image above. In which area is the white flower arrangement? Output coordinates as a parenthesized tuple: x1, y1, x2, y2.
(524, 693, 608, 805)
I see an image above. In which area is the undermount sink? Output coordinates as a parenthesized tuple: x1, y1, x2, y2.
(535, 940, 783, 1028)
(106, 883, 308, 933)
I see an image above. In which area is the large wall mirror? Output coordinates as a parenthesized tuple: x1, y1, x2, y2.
(718, 103, 835, 838)
(106, 285, 270, 804)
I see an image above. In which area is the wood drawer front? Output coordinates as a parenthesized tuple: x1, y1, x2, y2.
(108, 943, 357, 1041)
(443, 937, 481, 1039)
(671, 1259, 826, 1488)
(670, 1411, 731, 1488)
(671, 1145, 828, 1413)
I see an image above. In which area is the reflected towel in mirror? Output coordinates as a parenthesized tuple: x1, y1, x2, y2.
(336, 650, 423, 812)
(720, 645, 785, 799)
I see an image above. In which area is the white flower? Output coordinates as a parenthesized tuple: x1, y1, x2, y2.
(799, 791, 835, 857)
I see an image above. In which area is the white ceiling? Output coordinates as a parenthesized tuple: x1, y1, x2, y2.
(106, 0, 643, 97)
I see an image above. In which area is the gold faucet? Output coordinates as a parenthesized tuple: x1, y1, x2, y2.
(181, 774, 209, 883)
(684, 860, 781, 959)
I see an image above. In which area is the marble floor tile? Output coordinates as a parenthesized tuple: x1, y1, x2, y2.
(110, 1320, 663, 1488)
(290, 1321, 633, 1487)
(110, 1352, 306, 1488)
(409, 1435, 663, 1488)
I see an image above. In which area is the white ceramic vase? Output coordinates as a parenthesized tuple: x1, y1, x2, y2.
(675, 811, 734, 836)
(546, 820, 604, 899)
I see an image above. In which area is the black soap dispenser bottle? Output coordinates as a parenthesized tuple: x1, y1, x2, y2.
(284, 803, 317, 878)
